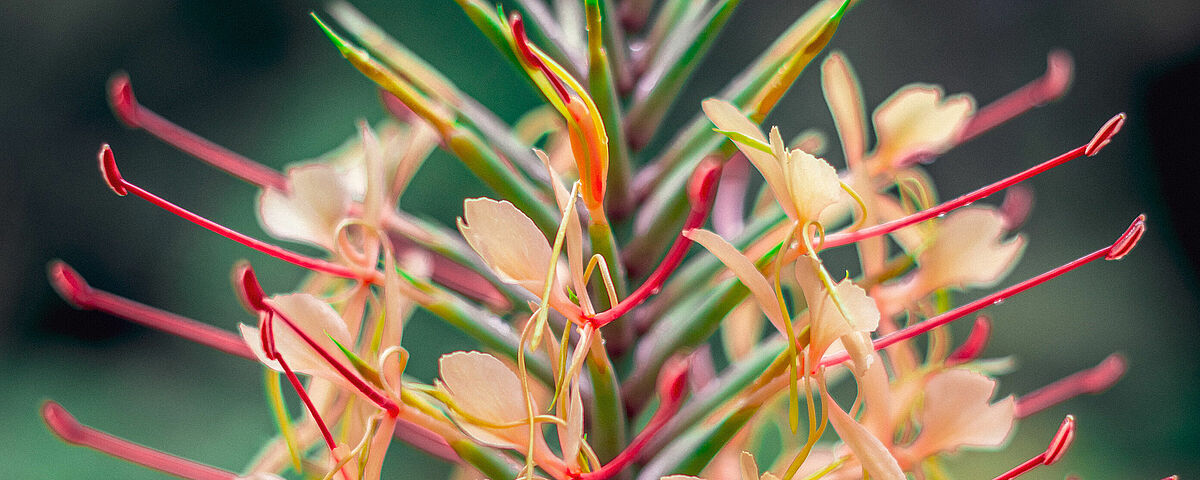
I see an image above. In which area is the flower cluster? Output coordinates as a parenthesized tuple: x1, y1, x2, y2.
(44, 1, 1169, 479)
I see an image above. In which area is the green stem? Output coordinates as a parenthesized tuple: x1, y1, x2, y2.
(585, 0, 633, 216)
(625, 0, 742, 149)
(449, 439, 521, 480)
(586, 342, 628, 464)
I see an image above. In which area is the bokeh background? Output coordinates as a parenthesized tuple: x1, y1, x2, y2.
(3, 0, 1199, 478)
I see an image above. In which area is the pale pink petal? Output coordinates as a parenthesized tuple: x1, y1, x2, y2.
(685, 229, 786, 333)
(702, 99, 796, 220)
(822, 52, 867, 167)
(257, 164, 351, 250)
(823, 389, 905, 480)
(910, 369, 1015, 456)
(722, 300, 765, 361)
(917, 207, 1026, 291)
(873, 86, 975, 166)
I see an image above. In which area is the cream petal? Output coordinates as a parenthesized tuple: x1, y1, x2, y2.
(822, 52, 868, 167)
(702, 99, 796, 220)
(874, 85, 974, 165)
(738, 451, 759, 480)
(823, 389, 905, 480)
(257, 164, 351, 250)
(918, 207, 1026, 291)
(782, 148, 843, 223)
(794, 257, 880, 371)
(439, 351, 532, 449)
(912, 369, 1015, 456)
(685, 229, 786, 333)
(458, 198, 557, 299)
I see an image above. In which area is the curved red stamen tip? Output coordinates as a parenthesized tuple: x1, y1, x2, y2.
(1106, 214, 1146, 260)
(1085, 113, 1126, 156)
(47, 260, 93, 308)
(1082, 353, 1128, 392)
(42, 401, 87, 445)
(1043, 415, 1076, 465)
(235, 264, 270, 313)
(107, 72, 140, 128)
(947, 315, 992, 364)
(1042, 50, 1074, 102)
(686, 157, 722, 206)
(97, 144, 128, 196)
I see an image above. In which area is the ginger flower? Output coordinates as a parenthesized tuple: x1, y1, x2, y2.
(702, 98, 843, 226)
(457, 197, 584, 321)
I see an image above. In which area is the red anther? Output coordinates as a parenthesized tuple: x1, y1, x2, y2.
(108, 73, 140, 128)
(509, 13, 572, 104)
(1043, 415, 1076, 465)
(235, 264, 270, 313)
(1085, 113, 1126, 156)
(946, 315, 992, 365)
(41, 401, 86, 445)
(1015, 353, 1127, 418)
(47, 260, 93, 308)
(42, 401, 238, 480)
(97, 144, 128, 196)
(1106, 214, 1145, 260)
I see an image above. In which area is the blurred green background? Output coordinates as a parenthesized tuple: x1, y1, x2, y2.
(3, 0, 1199, 478)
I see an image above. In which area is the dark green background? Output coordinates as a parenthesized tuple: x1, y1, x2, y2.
(3, 0, 1198, 478)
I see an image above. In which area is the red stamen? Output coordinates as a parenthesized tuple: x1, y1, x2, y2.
(1015, 353, 1127, 418)
(261, 313, 338, 450)
(590, 159, 721, 327)
(241, 265, 400, 415)
(108, 74, 287, 191)
(575, 357, 690, 480)
(509, 14, 573, 105)
(822, 215, 1145, 368)
(48, 261, 253, 360)
(98, 145, 380, 283)
(1107, 213, 1145, 260)
(42, 401, 237, 480)
(822, 113, 1125, 250)
(946, 315, 991, 365)
(960, 51, 1074, 142)
(992, 415, 1076, 480)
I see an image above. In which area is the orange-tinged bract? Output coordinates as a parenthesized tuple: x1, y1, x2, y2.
(41, 1, 1167, 480)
